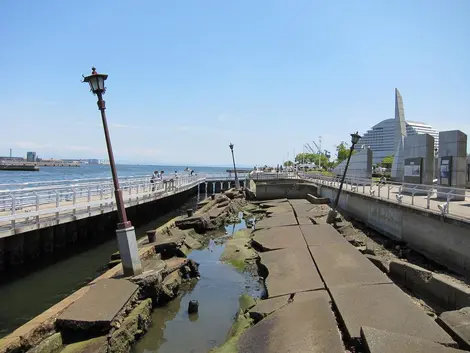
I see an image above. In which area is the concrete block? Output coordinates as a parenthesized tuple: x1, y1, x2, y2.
(438, 307, 470, 350)
(330, 283, 455, 345)
(252, 226, 306, 251)
(56, 279, 139, 334)
(309, 242, 392, 288)
(365, 254, 390, 274)
(361, 326, 462, 353)
(259, 247, 324, 298)
(306, 193, 329, 204)
(256, 213, 298, 229)
(238, 295, 344, 353)
(300, 224, 348, 247)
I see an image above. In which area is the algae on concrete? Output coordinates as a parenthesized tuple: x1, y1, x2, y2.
(108, 298, 152, 353)
(238, 294, 257, 312)
(210, 310, 253, 353)
(60, 336, 108, 353)
(220, 229, 257, 271)
(26, 332, 63, 353)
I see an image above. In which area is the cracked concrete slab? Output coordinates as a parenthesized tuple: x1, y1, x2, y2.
(330, 283, 456, 345)
(56, 279, 138, 333)
(300, 224, 349, 247)
(238, 294, 344, 353)
(309, 242, 392, 288)
(252, 226, 306, 251)
(256, 214, 298, 229)
(249, 290, 330, 318)
(259, 247, 324, 298)
(361, 326, 461, 353)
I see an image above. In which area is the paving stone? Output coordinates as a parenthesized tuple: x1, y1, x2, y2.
(330, 283, 456, 345)
(153, 229, 185, 250)
(288, 199, 311, 205)
(238, 295, 344, 353)
(252, 226, 306, 251)
(361, 326, 462, 353)
(208, 206, 225, 219)
(438, 307, 470, 349)
(300, 224, 348, 247)
(249, 290, 329, 318)
(309, 242, 392, 288)
(56, 279, 138, 333)
(252, 198, 288, 205)
(256, 214, 298, 229)
(259, 247, 324, 298)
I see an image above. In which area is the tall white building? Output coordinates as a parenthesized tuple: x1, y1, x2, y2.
(356, 119, 439, 165)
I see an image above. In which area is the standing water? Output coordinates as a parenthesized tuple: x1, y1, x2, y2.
(132, 217, 262, 353)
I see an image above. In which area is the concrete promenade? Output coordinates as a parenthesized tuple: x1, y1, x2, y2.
(308, 175, 470, 221)
(242, 198, 461, 352)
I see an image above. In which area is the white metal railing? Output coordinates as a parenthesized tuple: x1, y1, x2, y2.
(302, 173, 470, 219)
(249, 171, 299, 181)
(0, 171, 254, 234)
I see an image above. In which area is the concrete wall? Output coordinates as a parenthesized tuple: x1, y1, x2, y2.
(403, 134, 434, 190)
(437, 130, 467, 200)
(333, 147, 372, 179)
(0, 186, 198, 274)
(199, 180, 244, 194)
(317, 184, 470, 279)
(253, 180, 317, 200)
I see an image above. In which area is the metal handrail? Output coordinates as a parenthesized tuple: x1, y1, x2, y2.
(303, 173, 469, 218)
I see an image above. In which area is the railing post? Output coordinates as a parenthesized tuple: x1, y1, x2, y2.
(99, 186, 104, 212)
(35, 191, 40, 225)
(427, 189, 432, 209)
(87, 187, 91, 216)
(55, 191, 60, 221)
(10, 193, 16, 229)
(72, 188, 77, 216)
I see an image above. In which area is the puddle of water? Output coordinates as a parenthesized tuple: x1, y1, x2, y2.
(132, 215, 261, 353)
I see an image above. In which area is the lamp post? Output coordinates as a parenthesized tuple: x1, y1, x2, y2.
(229, 143, 240, 189)
(82, 67, 142, 276)
(326, 131, 362, 224)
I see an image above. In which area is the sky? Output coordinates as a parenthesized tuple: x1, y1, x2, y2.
(0, 0, 469, 167)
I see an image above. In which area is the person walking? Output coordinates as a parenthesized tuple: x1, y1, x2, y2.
(150, 170, 158, 191)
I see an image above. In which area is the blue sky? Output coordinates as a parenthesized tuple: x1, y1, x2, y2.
(0, 0, 469, 166)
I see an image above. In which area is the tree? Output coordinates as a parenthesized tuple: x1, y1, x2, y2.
(295, 152, 330, 169)
(380, 155, 394, 169)
(283, 160, 294, 167)
(336, 142, 356, 164)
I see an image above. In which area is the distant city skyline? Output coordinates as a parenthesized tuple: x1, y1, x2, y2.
(1, 1, 469, 165)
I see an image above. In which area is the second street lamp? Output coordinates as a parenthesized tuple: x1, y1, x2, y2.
(82, 67, 142, 276)
(229, 143, 240, 189)
(326, 131, 362, 224)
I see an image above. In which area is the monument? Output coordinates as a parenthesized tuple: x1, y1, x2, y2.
(333, 147, 373, 182)
(391, 88, 407, 181)
(402, 134, 435, 195)
(436, 130, 467, 201)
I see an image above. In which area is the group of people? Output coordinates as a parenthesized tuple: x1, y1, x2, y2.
(150, 168, 196, 191)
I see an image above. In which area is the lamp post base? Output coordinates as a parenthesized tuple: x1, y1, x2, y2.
(116, 226, 142, 277)
(326, 209, 338, 224)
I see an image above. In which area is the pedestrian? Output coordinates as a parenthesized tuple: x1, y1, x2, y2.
(174, 170, 179, 178)
(150, 170, 158, 191)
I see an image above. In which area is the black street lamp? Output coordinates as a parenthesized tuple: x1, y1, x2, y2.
(326, 131, 362, 224)
(229, 143, 240, 189)
(82, 67, 142, 276)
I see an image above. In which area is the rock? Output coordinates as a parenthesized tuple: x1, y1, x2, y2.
(224, 189, 241, 200)
(130, 264, 165, 301)
(161, 271, 182, 300)
(215, 194, 230, 203)
(108, 299, 152, 353)
(217, 200, 230, 208)
(175, 214, 215, 233)
(27, 332, 63, 353)
(183, 235, 202, 250)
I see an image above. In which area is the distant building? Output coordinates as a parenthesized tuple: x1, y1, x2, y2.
(355, 119, 439, 165)
(26, 152, 37, 162)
